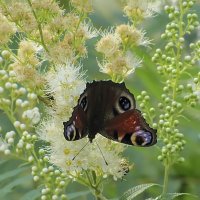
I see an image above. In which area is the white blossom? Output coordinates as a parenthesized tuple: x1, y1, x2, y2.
(39, 119, 128, 179)
(82, 21, 99, 39)
(124, 0, 161, 19)
(45, 62, 85, 120)
(0, 137, 9, 152)
(22, 107, 41, 125)
(125, 51, 142, 73)
(96, 34, 121, 56)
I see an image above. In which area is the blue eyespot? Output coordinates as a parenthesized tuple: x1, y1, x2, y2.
(119, 96, 131, 111)
(131, 130, 152, 146)
(80, 95, 88, 111)
(64, 123, 76, 141)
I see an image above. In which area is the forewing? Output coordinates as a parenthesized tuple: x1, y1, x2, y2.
(103, 109, 157, 146)
(63, 106, 88, 141)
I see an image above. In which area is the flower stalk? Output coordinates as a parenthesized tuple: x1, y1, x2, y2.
(162, 164, 170, 197)
(26, 0, 49, 52)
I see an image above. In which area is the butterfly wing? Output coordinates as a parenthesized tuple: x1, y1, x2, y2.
(103, 109, 157, 146)
(63, 106, 88, 141)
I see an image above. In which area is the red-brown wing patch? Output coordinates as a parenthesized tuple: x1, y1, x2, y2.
(106, 110, 140, 131)
(103, 109, 157, 146)
(73, 107, 86, 130)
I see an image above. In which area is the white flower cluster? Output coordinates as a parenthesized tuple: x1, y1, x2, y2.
(0, 57, 41, 156)
(46, 62, 85, 119)
(0, 138, 10, 154)
(0, 13, 16, 45)
(82, 21, 99, 39)
(124, 0, 161, 19)
(0, 130, 16, 155)
(0, 138, 10, 155)
(38, 62, 129, 180)
(96, 26, 145, 79)
(40, 119, 128, 180)
(22, 107, 41, 125)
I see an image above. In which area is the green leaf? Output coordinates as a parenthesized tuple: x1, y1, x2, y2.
(0, 159, 8, 165)
(156, 193, 198, 200)
(0, 175, 32, 199)
(21, 188, 41, 200)
(67, 191, 91, 199)
(0, 167, 27, 182)
(120, 183, 160, 200)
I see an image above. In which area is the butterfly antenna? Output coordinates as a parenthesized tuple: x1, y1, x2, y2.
(72, 140, 90, 161)
(95, 141, 108, 165)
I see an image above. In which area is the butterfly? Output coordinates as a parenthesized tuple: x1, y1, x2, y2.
(63, 80, 157, 147)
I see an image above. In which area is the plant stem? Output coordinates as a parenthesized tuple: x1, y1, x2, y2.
(162, 164, 170, 197)
(85, 171, 107, 200)
(26, 0, 49, 52)
(95, 194, 107, 200)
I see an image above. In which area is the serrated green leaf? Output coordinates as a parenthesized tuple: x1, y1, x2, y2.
(120, 183, 160, 200)
(0, 175, 32, 199)
(67, 191, 90, 199)
(21, 188, 41, 200)
(0, 167, 27, 183)
(156, 193, 198, 200)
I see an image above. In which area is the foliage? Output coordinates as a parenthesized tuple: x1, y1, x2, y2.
(0, 0, 199, 199)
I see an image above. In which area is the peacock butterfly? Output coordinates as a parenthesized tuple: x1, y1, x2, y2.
(63, 81, 157, 147)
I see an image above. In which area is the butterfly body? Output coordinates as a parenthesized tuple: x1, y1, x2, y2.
(63, 80, 157, 147)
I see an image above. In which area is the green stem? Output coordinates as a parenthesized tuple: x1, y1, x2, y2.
(162, 164, 170, 197)
(95, 194, 107, 200)
(26, 0, 49, 52)
(9, 153, 29, 162)
(85, 171, 107, 200)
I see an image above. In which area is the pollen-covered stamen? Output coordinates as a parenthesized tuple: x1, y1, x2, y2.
(119, 159, 132, 176)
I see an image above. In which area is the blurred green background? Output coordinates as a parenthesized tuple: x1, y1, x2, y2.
(0, 0, 200, 199)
